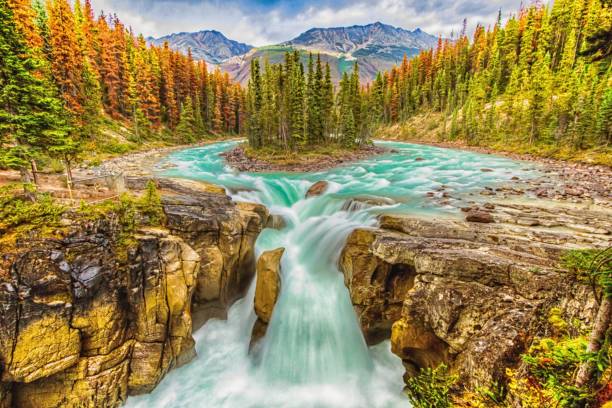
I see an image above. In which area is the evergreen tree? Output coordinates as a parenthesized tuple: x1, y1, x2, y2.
(176, 98, 198, 142)
(322, 62, 334, 136)
(2, 0, 246, 156)
(360, 0, 611, 155)
(0, 0, 72, 183)
(290, 51, 305, 147)
(47, 0, 85, 113)
(247, 58, 263, 148)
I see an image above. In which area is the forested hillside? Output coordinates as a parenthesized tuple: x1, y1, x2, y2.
(1, 0, 243, 180)
(367, 0, 611, 162)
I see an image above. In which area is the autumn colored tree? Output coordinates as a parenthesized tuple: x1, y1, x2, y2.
(7, 0, 43, 49)
(47, 0, 85, 113)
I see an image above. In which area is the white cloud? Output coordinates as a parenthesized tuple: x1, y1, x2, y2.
(88, 0, 527, 45)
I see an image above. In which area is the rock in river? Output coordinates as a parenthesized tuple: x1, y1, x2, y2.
(305, 181, 329, 198)
(251, 248, 284, 345)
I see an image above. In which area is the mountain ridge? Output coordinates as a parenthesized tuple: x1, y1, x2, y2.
(148, 30, 253, 64)
(284, 21, 438, 56)
(151, 22, 440, 83)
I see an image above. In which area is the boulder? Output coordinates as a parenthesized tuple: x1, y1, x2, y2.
(306, 181, 329, 198)
(341, 195, 396, 212)
(465, 209, 494, 223)
(266, 214, 287, 230)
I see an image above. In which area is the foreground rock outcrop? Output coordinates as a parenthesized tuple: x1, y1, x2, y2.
(0, 179, 267, 408)
(340, 201, 611, 390)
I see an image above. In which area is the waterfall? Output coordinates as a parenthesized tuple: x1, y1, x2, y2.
(127, 140, 536, 408)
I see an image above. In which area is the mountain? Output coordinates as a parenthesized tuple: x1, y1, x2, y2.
(285, 22, 438, 62)
(148, 30, 253, 64)
(221, 22, 439, 84)
(150, 23, 439, 84)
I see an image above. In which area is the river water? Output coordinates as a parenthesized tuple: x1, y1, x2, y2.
(126, 140, 537, 408)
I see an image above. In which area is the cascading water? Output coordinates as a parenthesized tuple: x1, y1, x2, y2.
(127, 140, 538, 408)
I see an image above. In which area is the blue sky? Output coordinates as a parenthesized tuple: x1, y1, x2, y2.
(91, 0, 527, 45)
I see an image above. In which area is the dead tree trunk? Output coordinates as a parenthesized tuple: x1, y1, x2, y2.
(575, 295, 611, 387)
(19, 168, 35, 201)
(30, 160, 40, 185)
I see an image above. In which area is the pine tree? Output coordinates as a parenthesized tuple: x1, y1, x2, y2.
(0, 0, 72, 183)
(247, 58, 263, 148)
(290, 51, 305, 147)
(7, 0, 43, 49)
(47, 0, 85, 113)
(322, 62, 334, 137)
(176, 98, 198, 142)
(360, 0, 610, 156)
(305, 53, 316, 144)
(97, 14, 121, 117)
(371, 73, 385, 122)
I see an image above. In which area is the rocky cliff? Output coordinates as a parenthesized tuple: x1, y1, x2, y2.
(0, 178, 267, 407)
(340, 201, 611, 390)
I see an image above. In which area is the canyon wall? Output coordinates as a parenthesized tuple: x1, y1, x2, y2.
(0, 180, 267, 408)
(340, 202, 611, 389)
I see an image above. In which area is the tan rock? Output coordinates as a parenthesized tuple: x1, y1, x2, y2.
(127, 231, 201, 394)
(340, 210, 610, 391)
(306, 180, 329, 198)
(71, 291, 128, 357)
(254, 248, 284, 323)
(4, 312, 81, 383)
(266, 214, 287, 229)
(251, 248, 284, 346)
(465, 209, 494, 223)
(196, 245, 224, 302)
(340, 229, 415, 344)
(13, 340, 134, 408)
(0, 179, 267, 407)
(127, 341, 171, 394)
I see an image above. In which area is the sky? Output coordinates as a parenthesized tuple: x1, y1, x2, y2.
(90, 0, 528, 46)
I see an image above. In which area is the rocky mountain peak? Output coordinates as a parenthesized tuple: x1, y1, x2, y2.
(148, 30, 253, 64)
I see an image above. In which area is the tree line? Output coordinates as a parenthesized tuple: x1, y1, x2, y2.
(245, 52, 373, 150)
(364, 0, 611, 150)
(1, 0, 244, 183)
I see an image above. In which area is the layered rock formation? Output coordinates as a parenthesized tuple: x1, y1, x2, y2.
(340, 201, 611, 390)
(0, 179, 267, 407)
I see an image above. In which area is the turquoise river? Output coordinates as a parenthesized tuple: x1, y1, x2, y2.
(126, 140, 539, 408)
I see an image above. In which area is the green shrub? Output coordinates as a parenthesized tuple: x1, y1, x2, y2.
(138, 181, 165, 225)
(561, 248, 612, 298)
(0, 184, 67, 249)
(77, 182, 164, 229)
(49, 158, 66, 174)
(521, 336, 595, 407)
(405, 364, 458, 408)
(99, 140, 134, 155)
(0, 184, 65, 232)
